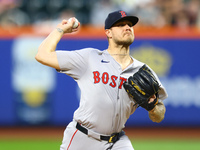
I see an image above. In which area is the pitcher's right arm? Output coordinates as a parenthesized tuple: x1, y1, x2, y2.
(35, 18, 80, 69)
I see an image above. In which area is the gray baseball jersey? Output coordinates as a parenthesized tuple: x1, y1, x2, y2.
(56, 48, 168, 135)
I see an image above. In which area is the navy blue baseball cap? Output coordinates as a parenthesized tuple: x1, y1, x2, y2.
(105, 10, 139, 29)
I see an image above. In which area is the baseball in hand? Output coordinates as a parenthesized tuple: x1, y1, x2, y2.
(68, 17, 79, 29)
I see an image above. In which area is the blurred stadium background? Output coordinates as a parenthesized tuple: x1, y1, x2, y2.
(0, 0, 200, 150)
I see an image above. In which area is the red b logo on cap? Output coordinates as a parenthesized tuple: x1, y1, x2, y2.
(120, 11, 126, 17)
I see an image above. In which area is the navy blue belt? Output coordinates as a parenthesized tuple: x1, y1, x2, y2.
(76, 122, 124, 143)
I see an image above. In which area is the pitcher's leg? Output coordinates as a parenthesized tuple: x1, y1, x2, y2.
(111, 134, 134, 150)
(60, 121, 109, 150)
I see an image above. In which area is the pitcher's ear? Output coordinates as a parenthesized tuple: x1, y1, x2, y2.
(105, 29, 112, 38)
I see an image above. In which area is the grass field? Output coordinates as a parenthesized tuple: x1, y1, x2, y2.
(0, 139, 200, 150)
(132, 139, 200, 150)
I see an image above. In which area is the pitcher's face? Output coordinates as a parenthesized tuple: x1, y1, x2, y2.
(110, 20, 135, 46)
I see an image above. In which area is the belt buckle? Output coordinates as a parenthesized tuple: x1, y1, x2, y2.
(108, 133, 119, 143)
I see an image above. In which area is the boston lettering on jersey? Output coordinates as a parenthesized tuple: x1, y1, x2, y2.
(93, 71, 127, 89)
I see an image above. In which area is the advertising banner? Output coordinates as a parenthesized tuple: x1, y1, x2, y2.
(12, 37, 56, 125)
(0, 36, 199, 127)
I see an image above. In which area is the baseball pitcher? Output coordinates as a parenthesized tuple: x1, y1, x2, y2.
(35, 10, 168, 150)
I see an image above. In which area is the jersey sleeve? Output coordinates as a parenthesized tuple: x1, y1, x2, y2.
(56, 48, 93, 80)
(146, 65, 168, 101)
(129, 59, 168, 101)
